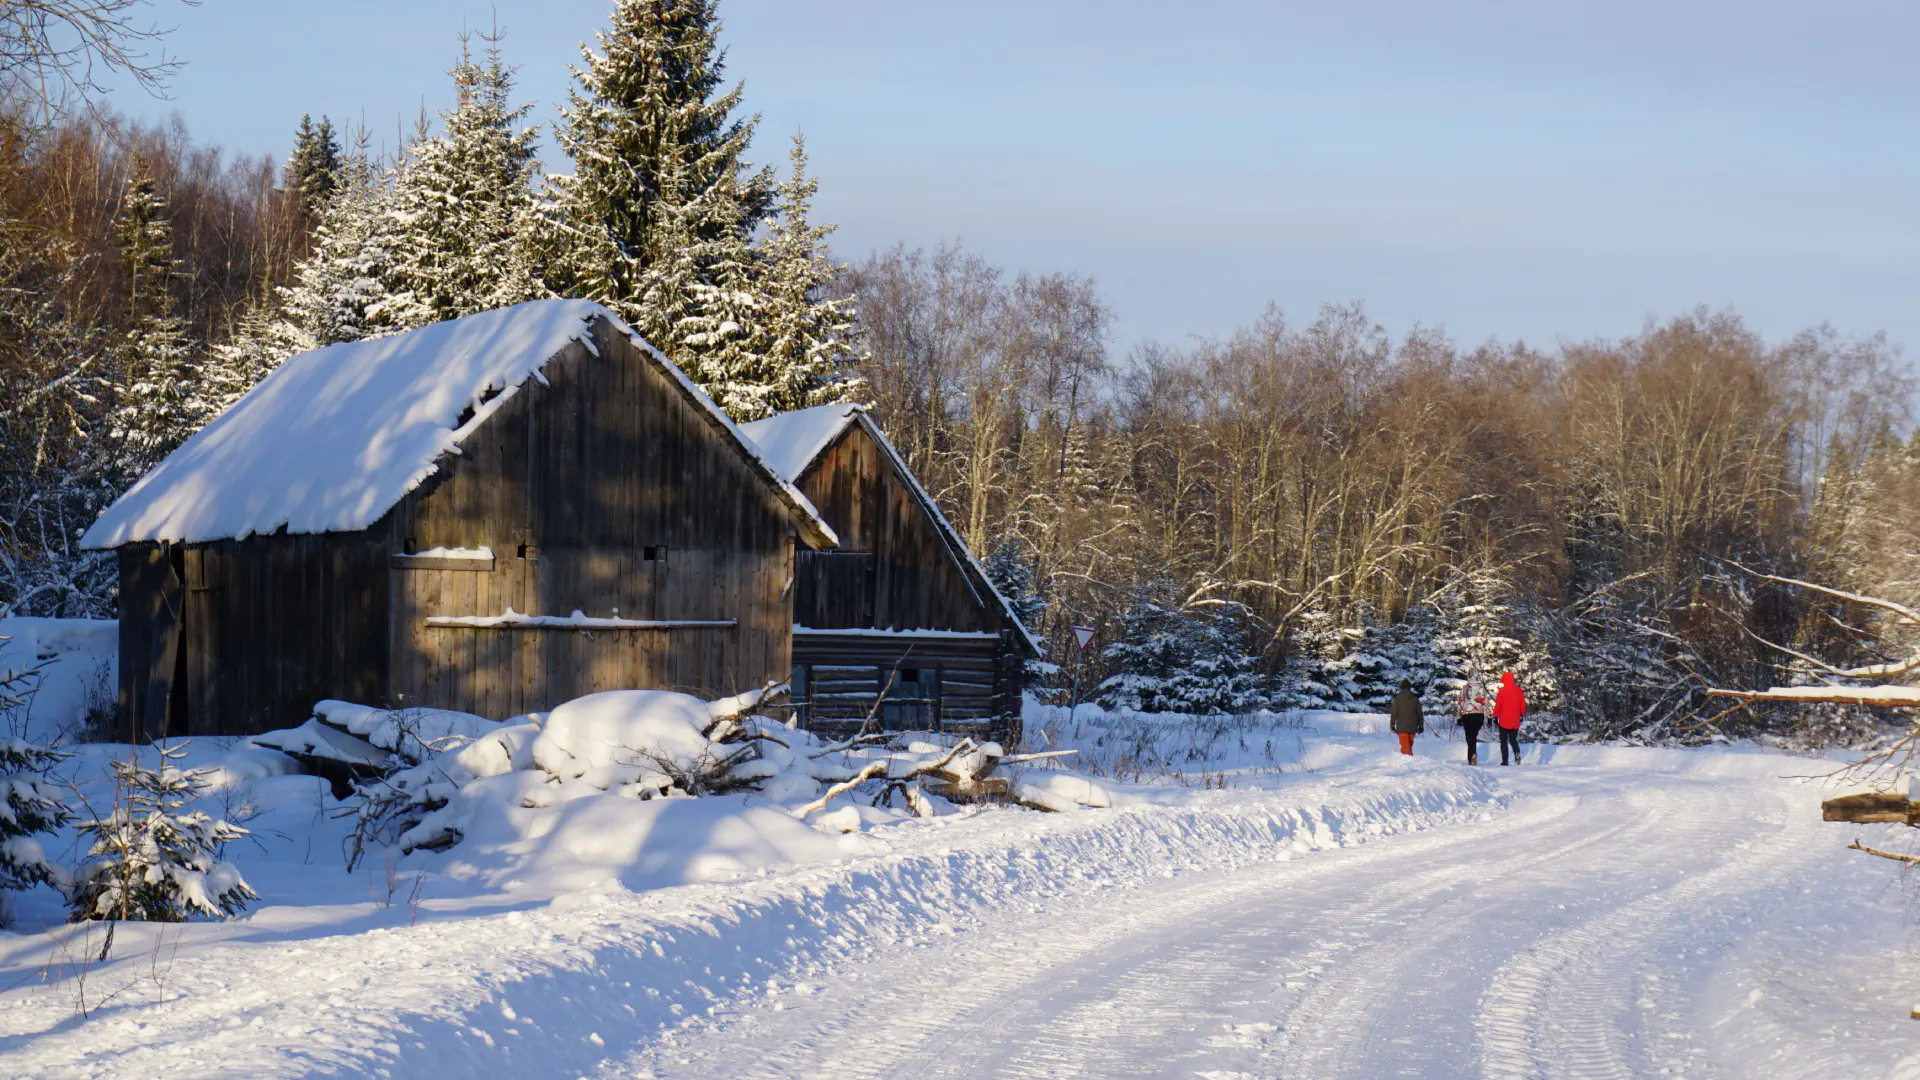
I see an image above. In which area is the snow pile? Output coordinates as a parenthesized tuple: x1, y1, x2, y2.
(274, 689, 1123, 895)
(313, 700, 498, 762)
(0, 616, 116, 744)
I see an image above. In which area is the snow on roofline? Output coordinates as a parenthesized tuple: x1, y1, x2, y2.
(742, 404, 1042, 658)
(80, 299, 836, 551)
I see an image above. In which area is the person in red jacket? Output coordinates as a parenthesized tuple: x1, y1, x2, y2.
(1493, 671, 1526, 765)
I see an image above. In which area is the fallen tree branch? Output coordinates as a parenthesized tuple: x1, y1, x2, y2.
(795, 760, 886, 816)
(1850, 839, 1920, 865)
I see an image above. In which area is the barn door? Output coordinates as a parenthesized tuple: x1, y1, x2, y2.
(141, 546, 186, 742)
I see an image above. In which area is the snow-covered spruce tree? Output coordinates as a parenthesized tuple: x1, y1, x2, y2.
(1432, 570, 1562, 717)
(1, 656, 69, 911)
(105, 154, 204, 481)
(285, 113, 341, 212)
(269, 145, 419, 352)
(984, 538, 1058, 693)
(1278, 606, 1365, 711)
(385, 31, 547, 325)
(548, 0, 772, 339)
(1099, 584, 1268, 714)
(68, 745, 257, 922)
(706, 135, 860, 420)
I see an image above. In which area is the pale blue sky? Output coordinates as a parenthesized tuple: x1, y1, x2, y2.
(110, 1, 1920, 354)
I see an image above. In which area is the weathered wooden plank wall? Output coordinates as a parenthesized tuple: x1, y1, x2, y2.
(115, 314, 801, 736)
(389, 322, 795, 715)
(794, 426, 990, 632)
(168, 526, 394, 736)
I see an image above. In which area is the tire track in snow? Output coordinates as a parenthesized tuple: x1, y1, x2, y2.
(623, 792, 1571, 1080)
(619, 765, 1837, 1080)
(1269, 793, 1667, 1080)
(1473, 781, 1819, 1080)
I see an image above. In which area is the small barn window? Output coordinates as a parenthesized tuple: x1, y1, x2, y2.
(881, 666, 939, 728)
(643, 545, 666, 562)
(517, 543, 537, 560)
(403, 537, 418, 555)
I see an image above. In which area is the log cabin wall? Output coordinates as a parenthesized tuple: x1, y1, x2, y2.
(387, 319, 796, 716)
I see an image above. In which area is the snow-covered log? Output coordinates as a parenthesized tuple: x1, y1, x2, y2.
(1706, 685, 1920, 708)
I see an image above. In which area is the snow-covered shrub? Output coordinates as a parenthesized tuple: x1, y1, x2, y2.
(1280, 606, 1444, 713)
(1433, 570, 1563, 717)
(0, 737, 69, 907)
(68, 744, 258, 921)
(1099, 585, 1269, 714)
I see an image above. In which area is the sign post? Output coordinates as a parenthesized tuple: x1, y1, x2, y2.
(1069, 624, 1096, 719)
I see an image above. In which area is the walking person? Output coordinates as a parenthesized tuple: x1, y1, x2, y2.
(1389, 679, 1424, 756)
(1494, 670, 1526, 765)
(1456, 666, 1490, 765)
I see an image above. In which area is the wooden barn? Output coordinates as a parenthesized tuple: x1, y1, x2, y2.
(740, 404, 1039, 743)
(81, 299, 838, 739)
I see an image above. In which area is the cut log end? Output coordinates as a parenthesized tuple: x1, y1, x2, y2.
(1822, 792, 1919, 824)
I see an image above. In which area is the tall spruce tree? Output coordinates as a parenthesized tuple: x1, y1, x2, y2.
(725, 135, 859, 418)
(107, 155, 201, 479)
(549, 0, 771, 339)
(271, 144, 418, 350)
(285, 114, 341, 211)
(386, 31, 547, 323)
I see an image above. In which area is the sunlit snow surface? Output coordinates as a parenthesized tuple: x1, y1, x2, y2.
(0, 685, 1913, 1078)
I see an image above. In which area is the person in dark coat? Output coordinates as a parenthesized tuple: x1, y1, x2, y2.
(1388, 679, 1424, 756)
(1493, 670, 1527, 765)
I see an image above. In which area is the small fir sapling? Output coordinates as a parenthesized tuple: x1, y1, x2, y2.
(1, 647, 70, 907)
(68, 743, 258, 922)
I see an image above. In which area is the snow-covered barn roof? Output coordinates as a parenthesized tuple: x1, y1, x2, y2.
(740, 403, 1041, 656)
(81, 299, 837, 550)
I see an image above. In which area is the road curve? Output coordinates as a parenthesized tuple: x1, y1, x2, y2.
(615, 758, 1879, 1080)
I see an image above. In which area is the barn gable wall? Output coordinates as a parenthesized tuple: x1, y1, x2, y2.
(388, 319, 795, 715)
(117, 317, 799, 737)
(793, 423, 992, 633)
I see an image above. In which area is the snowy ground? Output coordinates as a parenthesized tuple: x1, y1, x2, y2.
(1, 699, 1916, 1078)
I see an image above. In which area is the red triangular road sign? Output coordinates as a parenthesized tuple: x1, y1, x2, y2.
(1072, 625, 1096, 649)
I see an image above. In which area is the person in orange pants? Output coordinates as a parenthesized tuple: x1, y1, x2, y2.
(1388, 679, 1424, 755)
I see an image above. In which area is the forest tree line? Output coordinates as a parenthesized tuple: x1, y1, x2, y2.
(0, 0, 1913, 742)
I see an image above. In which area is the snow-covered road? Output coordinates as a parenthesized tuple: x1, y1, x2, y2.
(621, 757, 1907, 1080)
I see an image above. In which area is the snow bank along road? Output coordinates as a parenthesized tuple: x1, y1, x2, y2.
(624, 748, 1912, 1080)
(2, 742, 1912, 1078)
